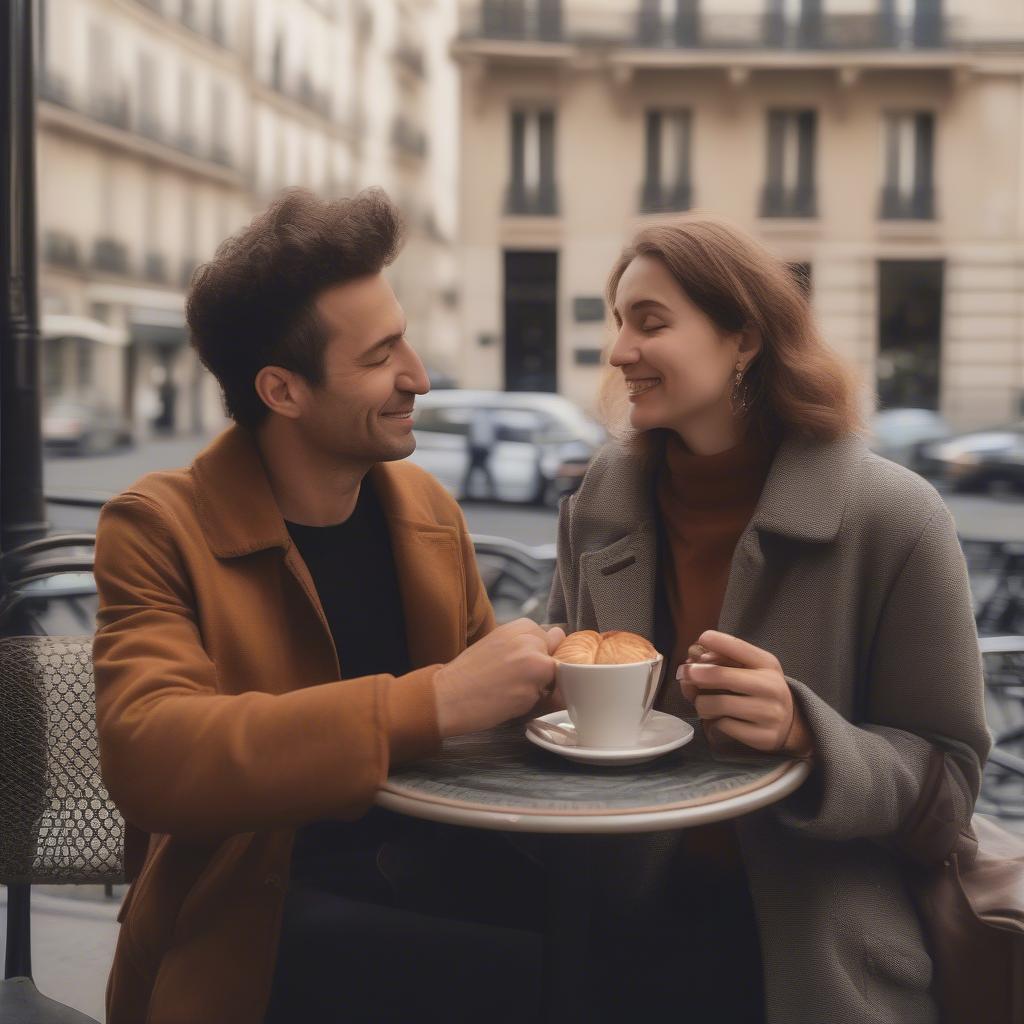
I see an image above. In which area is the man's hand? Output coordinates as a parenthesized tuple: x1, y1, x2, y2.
(433, 619, 566, 738)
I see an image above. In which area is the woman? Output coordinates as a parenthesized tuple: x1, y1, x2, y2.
(547, 215, 991, 1024)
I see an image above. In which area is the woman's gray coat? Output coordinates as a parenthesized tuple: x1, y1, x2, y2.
(547, 431, 992, 1024)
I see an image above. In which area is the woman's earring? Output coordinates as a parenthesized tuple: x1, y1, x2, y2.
(730, 361, 749, 416)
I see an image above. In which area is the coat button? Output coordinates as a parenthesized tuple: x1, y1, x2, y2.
(263, 873, 283, 890)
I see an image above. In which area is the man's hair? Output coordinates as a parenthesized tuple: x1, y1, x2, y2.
(187, 188, 404, 430)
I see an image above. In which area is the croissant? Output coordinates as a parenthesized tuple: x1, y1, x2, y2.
(552, 630, 602, 664)
(554, 630, 658, 665)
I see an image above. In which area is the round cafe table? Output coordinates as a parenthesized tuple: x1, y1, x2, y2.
(377, 721, 812, 1020)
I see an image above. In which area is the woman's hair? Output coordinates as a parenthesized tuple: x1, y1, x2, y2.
(187, 187, 404, 430)
(600, 213, 864, 447)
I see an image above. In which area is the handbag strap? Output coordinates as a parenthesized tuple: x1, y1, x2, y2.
(891, 746, 962, 868)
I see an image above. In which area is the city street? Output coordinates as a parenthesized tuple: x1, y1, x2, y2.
(4, 431, 1023, 1022)
(41, 431, 1024, 545)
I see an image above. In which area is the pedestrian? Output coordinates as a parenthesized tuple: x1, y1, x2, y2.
(463, 406, 498, 500)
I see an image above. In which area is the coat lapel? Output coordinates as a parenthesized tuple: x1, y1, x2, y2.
(580, 431, 866, 642)
(371, 462, 466, 669)
(191, 426, 468, 673)
(579, 520, 659, 640)
(719, 432, 864, 636)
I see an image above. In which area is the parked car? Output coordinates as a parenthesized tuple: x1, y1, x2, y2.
(425, 365, 459, 390)
(42, 400, 133, 456)
(868, 408, 952, 474)
(409, 390, 606, 505)
(919, 422, 1024, 492)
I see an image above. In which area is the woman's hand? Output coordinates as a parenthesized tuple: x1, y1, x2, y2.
(677, 630, 815, 758)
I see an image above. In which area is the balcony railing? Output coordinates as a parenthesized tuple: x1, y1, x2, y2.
(504, 180, 559, 216)
(479, 0, 564, 42)
(209, 141, 233, 167)
(760, 184, 817, 219)
(880, 185, 935, 221)
(37, 71, 235, 172)
(43, 231, 81, 270)
(143, 253, 168, 284)
(90, 92, 131, 132)
(640, 180, 693, 214)
(459, 5, 966, 51)
(180, 258, 200, 288)
(137, 0, 230, 48)
(136, 113, 164, 143)
(392, 117, 429, 159)
(93, 239, 130, 275)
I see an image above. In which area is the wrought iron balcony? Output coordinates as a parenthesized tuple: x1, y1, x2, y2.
(143, 253, 168, 284)
(504, 180, 559, 216)
(459, 4, 959, 52)
(639, 180, 693, 214)
(760, 184, 817, 219)
(880, 185, 935, 221)
(92, 239, 130, 275)
(43, 231, 81, 270)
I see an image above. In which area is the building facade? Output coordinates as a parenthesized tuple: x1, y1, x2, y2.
(453, 0, 1024, 428)
(36, 0, 459, 440)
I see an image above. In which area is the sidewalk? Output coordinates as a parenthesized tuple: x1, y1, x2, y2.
(1, 885, 120, 1022)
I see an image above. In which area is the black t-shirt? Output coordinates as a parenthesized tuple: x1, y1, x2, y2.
(284, 478, 415, 887)
(284, 479, 410, 681)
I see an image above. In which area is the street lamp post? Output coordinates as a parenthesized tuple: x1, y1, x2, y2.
(1, 0, 48, 557)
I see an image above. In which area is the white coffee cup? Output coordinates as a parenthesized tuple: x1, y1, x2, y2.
(556, 654, 664, 749)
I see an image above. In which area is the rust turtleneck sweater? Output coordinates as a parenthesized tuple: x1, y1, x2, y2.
(655, 426, 779, 871)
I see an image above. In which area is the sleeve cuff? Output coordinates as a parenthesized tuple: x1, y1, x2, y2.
(384, 665, 443, 767)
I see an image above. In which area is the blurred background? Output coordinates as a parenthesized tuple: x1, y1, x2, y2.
(35, 0, 1024, 538)
(7, 1, 1024, 1018)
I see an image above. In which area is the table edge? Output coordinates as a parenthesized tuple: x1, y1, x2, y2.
(376, 758, 812, 834)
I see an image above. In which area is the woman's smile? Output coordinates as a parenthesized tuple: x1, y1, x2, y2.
(625, 377, 662, 398)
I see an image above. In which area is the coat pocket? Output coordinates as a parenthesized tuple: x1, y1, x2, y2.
(862, 930, 938, 1023)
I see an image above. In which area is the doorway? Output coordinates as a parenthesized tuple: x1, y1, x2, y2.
(504, 250, 558, 393)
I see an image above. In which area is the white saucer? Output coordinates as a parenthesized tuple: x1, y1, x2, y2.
(525, 710, 694, 766)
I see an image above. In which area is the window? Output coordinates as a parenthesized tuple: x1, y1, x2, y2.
(641, 109, 692, 213)
(210, 82, 230, 165)
(414, 407, 471, 437)
(271, 31, 285, 90)
(492, 409, 549, 444)
(637, 0, 700, 47)
(765, 0, 822, 48)
(137, 52, 161, 138)
(881, 112, 934, 219)
(44, 338, 64, 394)
(881, 0, 944, 48)
(143, 172, 163, 281)
(506, 110, 557, 215)
(211, 0, 227, 45)
(88, 23, 114, 106)
(482, 0, 563, 42)
(762, 110, 816, 218)
(179, 69, 195, 145)
(76, 338, 95, 391)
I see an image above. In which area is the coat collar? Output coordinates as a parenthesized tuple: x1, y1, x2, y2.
(748, 431, 863, 544)
(190, 423, 455, 558)
(576, 430, 865, 640)
(191, 425, 291, 558)
(590, 429, 864, 550)
(190, 424, 465, 669)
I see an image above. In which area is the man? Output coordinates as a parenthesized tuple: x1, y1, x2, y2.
(93, 189, 563, 1023)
